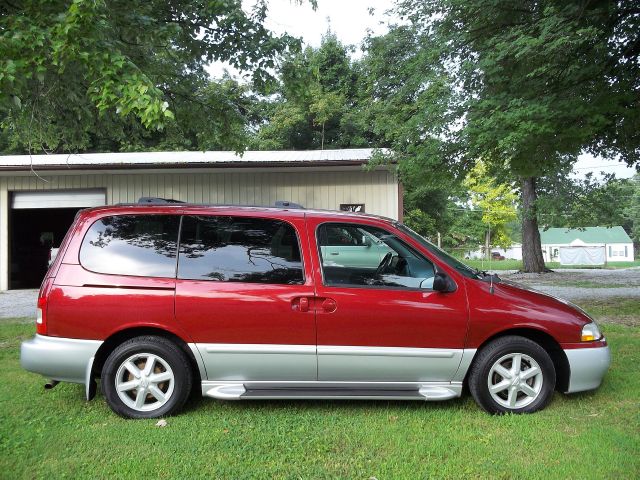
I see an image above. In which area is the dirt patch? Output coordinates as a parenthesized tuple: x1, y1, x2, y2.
(570, 297, 640, 326)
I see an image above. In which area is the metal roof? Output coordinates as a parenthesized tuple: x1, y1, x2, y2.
(0, 148, 382, 171)
(540, 226, 632, 244)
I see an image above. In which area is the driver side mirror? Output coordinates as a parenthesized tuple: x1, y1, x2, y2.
(361, 235, 372, 247)
(432, 272, 456, 293)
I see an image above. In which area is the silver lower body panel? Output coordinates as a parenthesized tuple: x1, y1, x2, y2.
(564, 344, 611, 393)
(197, 343, 317, 381)
(194, 343, 471, 383)
(317, 345, 464, 382)
(20, 334, 103, 384)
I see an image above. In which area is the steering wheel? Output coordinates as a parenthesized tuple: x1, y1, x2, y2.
(375, 252, 393, 276)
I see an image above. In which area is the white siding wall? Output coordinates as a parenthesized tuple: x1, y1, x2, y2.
(605, 243, 634, 262)
(0, 167, 398, 290)
(543, 243, 635, 263)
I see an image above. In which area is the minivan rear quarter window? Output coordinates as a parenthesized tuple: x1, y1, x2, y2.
(80, 215, 180, 277)
(178, 215, 304, 284)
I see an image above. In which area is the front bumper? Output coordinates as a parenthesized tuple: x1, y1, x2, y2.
(564, 344, 611, 393)
(21, 334, 103, 384)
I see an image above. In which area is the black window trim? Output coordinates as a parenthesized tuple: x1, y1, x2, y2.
(176, 213, 308, 285)
(315, 221, 439, 292)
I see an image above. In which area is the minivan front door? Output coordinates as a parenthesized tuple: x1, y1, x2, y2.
(174, 214, 317, 382)
(308, 219, 469, 383)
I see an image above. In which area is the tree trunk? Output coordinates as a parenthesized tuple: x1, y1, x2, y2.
(521, 177, 546, 272)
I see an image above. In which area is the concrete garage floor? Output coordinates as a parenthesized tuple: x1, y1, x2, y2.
(0, 268, 638, 320)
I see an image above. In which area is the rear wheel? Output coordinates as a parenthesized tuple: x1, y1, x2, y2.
(468, 335, 556, 414)
(101, 336, 192, 419)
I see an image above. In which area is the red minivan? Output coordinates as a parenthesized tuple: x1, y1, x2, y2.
(21, 200, 610, 418)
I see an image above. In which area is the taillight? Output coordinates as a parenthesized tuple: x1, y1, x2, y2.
(36, 276, 55, 335)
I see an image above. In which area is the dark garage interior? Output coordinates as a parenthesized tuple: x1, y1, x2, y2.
(10, 208, 81, 289)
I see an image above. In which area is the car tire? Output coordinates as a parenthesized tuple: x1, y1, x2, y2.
(468, 335, 556, 414)
(101, 336, 193, 419)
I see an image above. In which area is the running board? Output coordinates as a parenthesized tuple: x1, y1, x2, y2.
(202, 382, 461, 401)
(241, 388, 426, 400)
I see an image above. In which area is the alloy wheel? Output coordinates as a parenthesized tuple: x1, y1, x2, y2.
(487, 353, 543, 409)
(115, 353, 175, 412)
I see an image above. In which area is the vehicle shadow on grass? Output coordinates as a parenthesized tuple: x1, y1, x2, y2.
(179, 388, 608, 417)
(180, 392, 471, 415)
(67, 383, 602, 419)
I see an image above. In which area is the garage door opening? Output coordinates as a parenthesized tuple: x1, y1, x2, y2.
(9, 189, 106, 289)
(10, 208, 82, 289)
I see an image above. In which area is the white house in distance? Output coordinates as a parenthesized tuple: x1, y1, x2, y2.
(540, 226, 634, 265)
(467, 226, 634, 266)
(0, 149, 400, 290)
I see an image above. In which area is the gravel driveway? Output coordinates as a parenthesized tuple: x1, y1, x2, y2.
(0, 289, 37, 320)
(498, 268, 640, 301)
(0, 268, 638, 319)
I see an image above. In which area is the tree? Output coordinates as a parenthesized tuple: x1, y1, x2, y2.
(0, 0, 314, 153)
(622, 174, 640, 246)
(390, 0, 640, 272)
(252, 32, 369, 150)
(464, 161, 518, 256)
(537, 171, 639, 249)
(354, 25, 465, 243)
(537, 169, 631, 226)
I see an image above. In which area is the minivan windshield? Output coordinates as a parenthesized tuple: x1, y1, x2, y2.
(395, 223, 483, 279)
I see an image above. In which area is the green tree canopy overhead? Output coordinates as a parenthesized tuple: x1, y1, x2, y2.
(0, 0, 314, 153)
(252, 32, 372, 150)
(383, 0, 640, 272)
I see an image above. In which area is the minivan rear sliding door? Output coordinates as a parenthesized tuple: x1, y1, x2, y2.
(174, 214, 317, 382)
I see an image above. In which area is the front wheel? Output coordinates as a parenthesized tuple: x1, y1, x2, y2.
(101, 336, 193, 419)
(468, 335, 556, 414)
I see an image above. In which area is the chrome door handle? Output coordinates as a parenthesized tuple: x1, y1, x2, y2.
(293, 297, 309, 313)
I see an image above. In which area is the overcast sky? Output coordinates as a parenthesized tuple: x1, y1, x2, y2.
(207, 0, 636, 179)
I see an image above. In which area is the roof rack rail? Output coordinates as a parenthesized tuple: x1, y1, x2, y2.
(275, 200, 304, 209)
(129, 197, 303, 208)
(137, 197, 185, 204)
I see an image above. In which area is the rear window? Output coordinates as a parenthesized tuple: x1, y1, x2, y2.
(80, 215, 180, 277)
(178, 215, 304, 284)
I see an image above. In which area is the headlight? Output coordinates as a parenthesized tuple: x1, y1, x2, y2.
(581, 322, 602, 342)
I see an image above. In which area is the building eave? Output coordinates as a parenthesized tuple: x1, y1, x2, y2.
(0, 148, 392, 173)
(0, 159, 374, 173)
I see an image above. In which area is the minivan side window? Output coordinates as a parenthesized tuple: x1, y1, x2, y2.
(317, 223, 435, 289)
(178, 216, 304, 284)
(80, 215, 180, 277)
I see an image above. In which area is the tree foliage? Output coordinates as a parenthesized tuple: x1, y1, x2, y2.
(252, 32, 372, 150)
(380, 0, 640, 271)
(464, 161, 518, 249)
(538, 171, 640, 245)
(0, 0, 312, 153)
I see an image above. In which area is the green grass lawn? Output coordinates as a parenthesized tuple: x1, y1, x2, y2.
(1, 319, 638, 479)
(461, 259, 640, 271)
